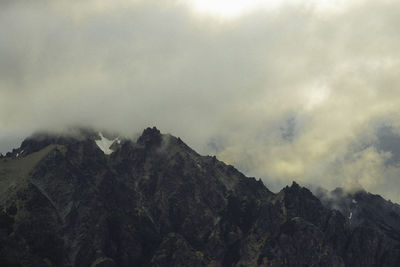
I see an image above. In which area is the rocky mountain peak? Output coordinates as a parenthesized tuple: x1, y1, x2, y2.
(0, 127, 399, 267)
(18, 128, 98, 156)
(137, 127, 162, 147)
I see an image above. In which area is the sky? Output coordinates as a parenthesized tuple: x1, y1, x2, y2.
(1, 0, 400, 202)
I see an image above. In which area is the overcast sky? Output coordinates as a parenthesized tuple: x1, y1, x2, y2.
(1, 0, 400, 202)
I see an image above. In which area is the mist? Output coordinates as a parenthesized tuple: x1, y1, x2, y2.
(1, 0, 400, 202)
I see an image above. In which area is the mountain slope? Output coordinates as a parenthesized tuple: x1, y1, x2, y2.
(0, 127, 399, 267)
(316, 187, 400, 266)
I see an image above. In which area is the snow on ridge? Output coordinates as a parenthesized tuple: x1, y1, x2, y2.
(95, 132, 117, 155)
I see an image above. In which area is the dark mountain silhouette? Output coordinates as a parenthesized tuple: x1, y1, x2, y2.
(0, 127, 399, 266)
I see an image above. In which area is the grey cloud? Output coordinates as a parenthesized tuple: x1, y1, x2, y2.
(1, 0, 400, 202)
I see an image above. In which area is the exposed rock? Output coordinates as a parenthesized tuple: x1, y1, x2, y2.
(0, 127, 399, 266)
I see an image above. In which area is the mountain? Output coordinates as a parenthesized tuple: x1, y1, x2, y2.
(315, 187, 400, 266)
(0, 127, 399, 267)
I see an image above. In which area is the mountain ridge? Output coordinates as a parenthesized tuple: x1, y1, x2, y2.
(0, 127, 399, 266)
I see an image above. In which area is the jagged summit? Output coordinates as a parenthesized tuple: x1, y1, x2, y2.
(317, 186, 400, 235)
(4, 126, 166, 159)
(8, 127, 100, 158)
(0, 127, 399, 266)
(136, 127, 166, 150)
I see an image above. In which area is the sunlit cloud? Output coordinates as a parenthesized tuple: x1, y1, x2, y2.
(182, 0, 361, 18)
(0, 0, 399, 202)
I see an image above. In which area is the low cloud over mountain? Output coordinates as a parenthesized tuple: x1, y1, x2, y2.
(1, 0, 400, 201)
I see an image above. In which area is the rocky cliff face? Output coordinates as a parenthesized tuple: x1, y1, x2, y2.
(0, 127, 399, 267)
(315, 187, 400, 267)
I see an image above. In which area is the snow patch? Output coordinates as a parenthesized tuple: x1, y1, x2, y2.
(95, 132, 117, 155)
(349, 212, 353, 220)
(352, 199, 357, 204)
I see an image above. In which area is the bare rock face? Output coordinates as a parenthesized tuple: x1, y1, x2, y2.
(0, 127, 399, 266)
(316, 187, 400, 267)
